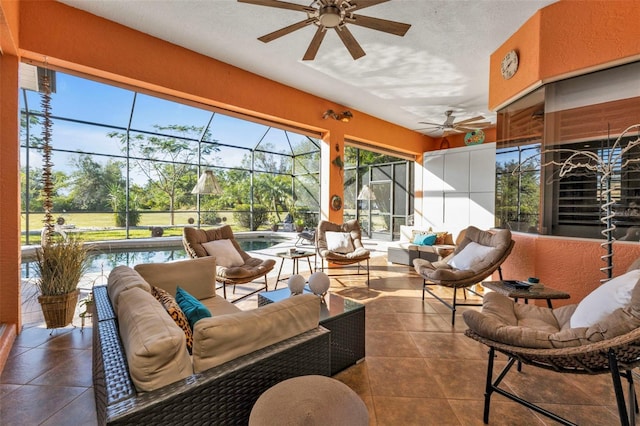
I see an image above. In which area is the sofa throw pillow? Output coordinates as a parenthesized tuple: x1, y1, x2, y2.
(176, 286, 212, 329)
(325, 231, 355, 254)
(413, 233, 437, 246)
(151, 286, 193, 353)
(435, 232, 449, 245)
(448, 241, 495, 270)
(201, 239, 244, 268)
(570, 268, 640, 328)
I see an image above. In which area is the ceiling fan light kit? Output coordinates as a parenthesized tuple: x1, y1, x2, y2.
(238, 0, 411, 60)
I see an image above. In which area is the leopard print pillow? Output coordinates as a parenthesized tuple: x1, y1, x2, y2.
(151, 286, 193, 353)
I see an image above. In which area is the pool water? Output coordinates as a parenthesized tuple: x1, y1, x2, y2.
(21, 238, 284, 278)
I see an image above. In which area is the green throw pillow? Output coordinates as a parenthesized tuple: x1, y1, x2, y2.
(175, 286, 212, 329)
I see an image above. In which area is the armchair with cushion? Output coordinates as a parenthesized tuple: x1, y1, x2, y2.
(463, 260, 640, 426)
(183, 225, 276, 300)
(413, 226, 514, 325)
(316, 220, 370, 286)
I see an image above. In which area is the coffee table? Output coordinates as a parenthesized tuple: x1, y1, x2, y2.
(274, 250, 315, 289)
(483, 280, 570, 308)
(258, 287, 365, 375)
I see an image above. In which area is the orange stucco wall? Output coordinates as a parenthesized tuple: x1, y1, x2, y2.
(501, 233, 640, 307)
(0, 0, 21, 359)
(489, 0, 640, 110)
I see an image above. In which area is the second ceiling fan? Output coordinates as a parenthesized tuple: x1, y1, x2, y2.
(238, 0, 411, 60)
(418, 110, 492, 136)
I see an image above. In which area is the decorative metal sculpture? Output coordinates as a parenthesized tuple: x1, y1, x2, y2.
(516, 124, 640, 282)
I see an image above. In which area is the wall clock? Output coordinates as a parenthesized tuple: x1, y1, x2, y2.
(464, 129, 485, 146)
(500, 49, 519, 80)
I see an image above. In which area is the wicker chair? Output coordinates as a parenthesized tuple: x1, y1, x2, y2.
(183, 225, 276, 300)
(316, 220, 370, 286)
(463, 260, 640, 426)
(413, 226, 515, 325)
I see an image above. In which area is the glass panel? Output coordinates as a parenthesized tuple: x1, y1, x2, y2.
(130, 93, 213, 136)
(253, 149, 292, 174)
(291, 136, 320, 156)
(343, 168, 357, 213)
(209, 114, 271, 149)
(203, 145, 249, 169)
(23, 73, 136, 127)
(370, 181, 391, 234)
(295, 151, 320, 174)
(495, 144, 540, 232)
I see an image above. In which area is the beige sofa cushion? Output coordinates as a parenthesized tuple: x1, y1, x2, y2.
(134, 256, 216, 300)
(107, 265, 151, 312)
(117, 286, 193, 392)
(200, 296, 242, 316)
(192, 294, 320, 373)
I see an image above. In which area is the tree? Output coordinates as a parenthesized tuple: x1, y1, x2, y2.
(496, 159, 540, 230)
(108, 125, 218, 225)
(67, 155, 125, 211)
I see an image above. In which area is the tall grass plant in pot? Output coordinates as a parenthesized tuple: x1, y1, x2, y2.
(35, 238, 90, 328)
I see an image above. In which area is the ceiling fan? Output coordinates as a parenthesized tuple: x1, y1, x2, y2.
(238, 0, 411, 60)
(417, 110, 492, 135)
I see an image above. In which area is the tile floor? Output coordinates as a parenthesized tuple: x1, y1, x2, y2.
(0, 253, 634, 425)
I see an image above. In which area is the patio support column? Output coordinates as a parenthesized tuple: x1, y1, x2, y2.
(0, 52, 21, 361)
(320, 130, 344, 223)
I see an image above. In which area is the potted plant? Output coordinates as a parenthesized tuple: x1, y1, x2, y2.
(295, 218, 305, 233)
(269, 214, 279, 232)
(35, 72, 90, 329)
(36, 237, 90, 328)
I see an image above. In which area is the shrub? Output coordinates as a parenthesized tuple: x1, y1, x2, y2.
(234, 204, 268, 231)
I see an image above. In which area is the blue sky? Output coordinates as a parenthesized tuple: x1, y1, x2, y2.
(20, 71, 316, 179)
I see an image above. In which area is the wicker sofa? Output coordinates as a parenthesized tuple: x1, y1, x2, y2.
(92, 257, 331, 425)
(387, 225, 459, 265)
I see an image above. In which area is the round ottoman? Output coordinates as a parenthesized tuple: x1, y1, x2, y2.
(249, 375, 368, 426)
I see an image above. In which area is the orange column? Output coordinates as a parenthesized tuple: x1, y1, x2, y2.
(0, 53, 21, 353)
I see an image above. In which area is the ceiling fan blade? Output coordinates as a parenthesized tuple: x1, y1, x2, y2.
(350, 0, 390, 12)
(237, 0, 315, 13)
(454, 115, 486, 125)
(349, 14, 411, 36)
(303, 27, 327, 61)
(258, 18, 315, 43)
(455, 127, 486, 133)
(335, 26, 366, 60)
(457, 122, 492, 129)
(418, 121, 444, 127)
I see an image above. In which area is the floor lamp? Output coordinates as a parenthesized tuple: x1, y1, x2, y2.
(357, 184, 376, 237)
(192, 170, 222, 227)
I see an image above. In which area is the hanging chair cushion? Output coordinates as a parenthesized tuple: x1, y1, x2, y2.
(463, 279, 640, 349)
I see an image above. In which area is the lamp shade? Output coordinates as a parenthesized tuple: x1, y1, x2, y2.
(191, 170, 222, 195)
(357, 185, 376, 201)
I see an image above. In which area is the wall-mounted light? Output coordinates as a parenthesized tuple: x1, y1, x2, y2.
(322, 109, 353, 122)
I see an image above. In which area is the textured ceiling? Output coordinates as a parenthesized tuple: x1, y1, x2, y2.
(59, 0, 556, 135)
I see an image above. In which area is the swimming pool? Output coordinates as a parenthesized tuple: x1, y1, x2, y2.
(21, 235, 290, 278)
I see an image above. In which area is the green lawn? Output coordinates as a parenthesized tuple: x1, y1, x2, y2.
(20, 211, 271, 245)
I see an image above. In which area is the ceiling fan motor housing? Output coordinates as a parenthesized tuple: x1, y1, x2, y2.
(318, 5, 343, 27)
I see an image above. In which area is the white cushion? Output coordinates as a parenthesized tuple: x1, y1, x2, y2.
(448, 241, 495, 270)
(325, 231, 355, 254)
(570, 269, 640, 328)
(201, 239, 244, 268)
